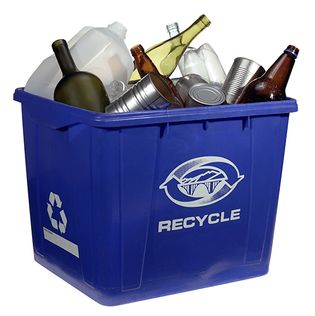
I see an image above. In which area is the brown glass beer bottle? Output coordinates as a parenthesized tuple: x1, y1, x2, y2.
(130, 44, 184, 107)
(236, 45, 299, 104)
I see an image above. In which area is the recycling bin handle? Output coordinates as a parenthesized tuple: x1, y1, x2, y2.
(14, 88, 99, 131)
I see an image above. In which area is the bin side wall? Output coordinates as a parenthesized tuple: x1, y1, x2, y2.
(21, 98, 290, 305)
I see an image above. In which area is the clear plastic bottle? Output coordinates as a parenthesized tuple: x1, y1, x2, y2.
(181, 49, 210, 82)
(25, 22, 133, 100)
(196, 43, 226, 86)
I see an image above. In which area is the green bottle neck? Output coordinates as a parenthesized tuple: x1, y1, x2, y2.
(52, 39, 78, 76)
(179, 14, 210, 46)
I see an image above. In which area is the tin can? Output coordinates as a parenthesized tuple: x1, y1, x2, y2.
(105, 73, 174, 113)
(176, 74, 207, 102)
(176, 74, 225, 107)
(188, 84, 225, 106)
(222, 57, 265, 104)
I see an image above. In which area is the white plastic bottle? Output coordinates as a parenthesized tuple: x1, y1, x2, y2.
(196, 43, 226, 86)
(25, 22, 133, 100)
(180, 43, 226, 86)
(181, 50, 209, 82)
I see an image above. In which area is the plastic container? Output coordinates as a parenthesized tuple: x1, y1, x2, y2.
(14, 87, 297, 306)
(181, 43, 226, 86)
(25, 22, 133, 100)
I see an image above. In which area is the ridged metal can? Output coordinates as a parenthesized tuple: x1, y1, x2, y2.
(105, 73, 174, 113)
(222, 57, 265, 104)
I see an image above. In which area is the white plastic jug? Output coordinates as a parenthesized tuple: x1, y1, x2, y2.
(25, 22, 133, 100)
(181, 43, 226, 86)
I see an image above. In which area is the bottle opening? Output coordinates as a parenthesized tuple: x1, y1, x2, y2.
(52, 39, 67, 50)
(199, 14, 211, 27)
(284, 45, 299, 59)
(130, 44, 145, 56)
(166, 22, 179, 32)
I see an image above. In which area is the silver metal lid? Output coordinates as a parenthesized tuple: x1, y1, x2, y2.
(188, 84, 226, 106)
(176, 74, 208, 104)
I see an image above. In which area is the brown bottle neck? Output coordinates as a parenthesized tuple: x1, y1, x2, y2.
(264, 52, 295, 90)
(131, 45, 159, 76)
(130, 45, 145, 59)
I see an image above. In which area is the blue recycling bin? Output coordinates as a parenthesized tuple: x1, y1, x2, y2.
(14, 88, 297, 305)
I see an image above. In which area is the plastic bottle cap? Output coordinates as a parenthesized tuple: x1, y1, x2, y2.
(108, 22, 127, 39)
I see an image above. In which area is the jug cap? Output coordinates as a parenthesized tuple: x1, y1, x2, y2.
(108, 22, 127, 39)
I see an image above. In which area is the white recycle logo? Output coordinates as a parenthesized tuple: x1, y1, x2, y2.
(160, 156, 244, 208)
(47, 192, 67, 234)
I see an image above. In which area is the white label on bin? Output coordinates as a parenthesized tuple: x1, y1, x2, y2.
(159, 156, 244, 208)
(43, 227, 79, 258)
(43, 192, 79, 257)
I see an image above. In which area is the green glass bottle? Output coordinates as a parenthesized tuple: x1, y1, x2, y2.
(52, 39, 109, 112)
(129, 14, 211, 83)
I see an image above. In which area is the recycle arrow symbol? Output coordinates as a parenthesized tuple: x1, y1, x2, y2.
(47, 192, 67, 234)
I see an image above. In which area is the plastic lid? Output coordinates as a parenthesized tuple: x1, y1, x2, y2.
(108, 22, 127, 39)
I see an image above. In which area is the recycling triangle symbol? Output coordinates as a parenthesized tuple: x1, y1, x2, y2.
(47, 192, 67, 234)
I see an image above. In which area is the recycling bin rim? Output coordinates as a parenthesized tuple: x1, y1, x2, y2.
(14, 88, 298, 129)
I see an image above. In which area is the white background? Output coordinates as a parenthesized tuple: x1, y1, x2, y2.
(0, 0, 314, 314)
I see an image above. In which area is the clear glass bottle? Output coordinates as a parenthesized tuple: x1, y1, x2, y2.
(166, 22, 195, 75)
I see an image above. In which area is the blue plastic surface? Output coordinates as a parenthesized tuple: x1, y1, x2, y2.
(14, 88, 297, 305)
